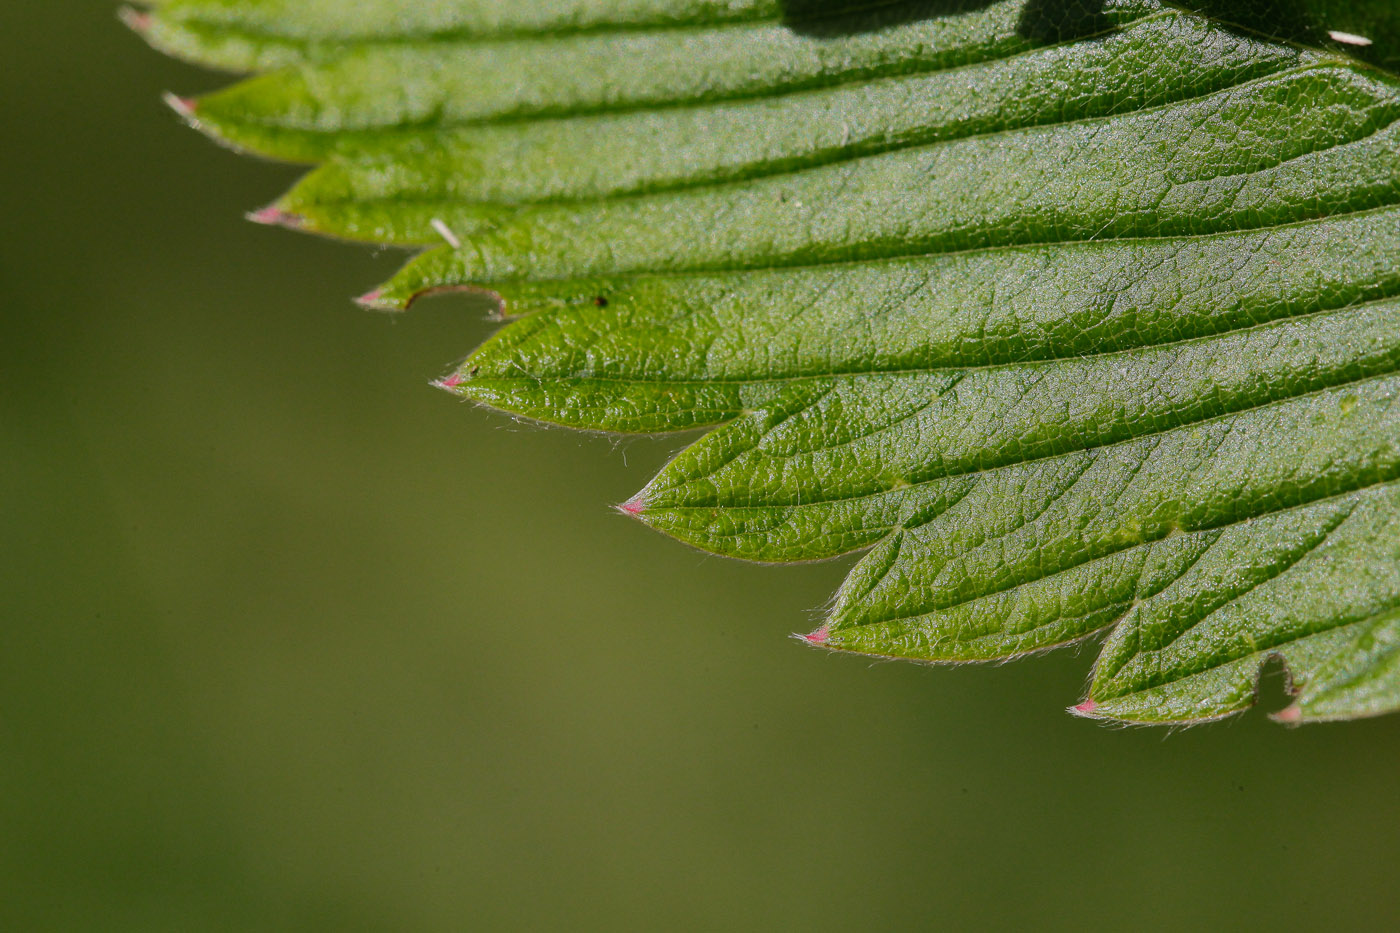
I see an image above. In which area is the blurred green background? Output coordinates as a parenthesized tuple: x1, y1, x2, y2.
(4, 4, 1400, 930)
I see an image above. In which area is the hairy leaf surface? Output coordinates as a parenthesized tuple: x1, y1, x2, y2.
(133, 0, 1400, 724)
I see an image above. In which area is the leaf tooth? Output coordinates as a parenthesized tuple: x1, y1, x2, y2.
(161, 91, 197, 120)
(117, 6, 152, 36)
(355, 283, 427, 311)
(434, 371, 467, 391)
(1071, 698, 1100, 717)
(365, 282, 511, 314)
(353, 289, 389, 310)
(616, 497, 648, 518)
(245, 205, 305, 230)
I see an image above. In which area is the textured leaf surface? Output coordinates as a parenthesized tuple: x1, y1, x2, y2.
(135, 0, 1400, 724)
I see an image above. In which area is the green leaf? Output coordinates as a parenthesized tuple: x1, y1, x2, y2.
(135, 0, 1400, 725)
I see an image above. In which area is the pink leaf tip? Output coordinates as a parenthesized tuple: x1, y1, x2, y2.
(616, 498, 646, 516)
(1073, 698, 1098, 715)
(1273, 705, 1303, 724)
(119, 7, 152, 33)
(437, 372, 465, 390)
(247, 206, 303, 229)
(162, 92, 197, 119)
(801, 626, 830, 646)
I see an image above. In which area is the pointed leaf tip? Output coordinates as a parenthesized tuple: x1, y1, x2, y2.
(1273, 705, 1303, 724)
(161, 92, 196, 119)
(617, 498, 647, 517)
(1073, 699, 1099, 716)
(801, 626, 831, 646)
(354, 289, 405, 312)
(118, 7, 151, 33)
(247, 206, 304, 229)
(437, 372, 465, 390)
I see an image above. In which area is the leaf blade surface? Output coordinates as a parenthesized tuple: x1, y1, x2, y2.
(137, 0, 1400, 724)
